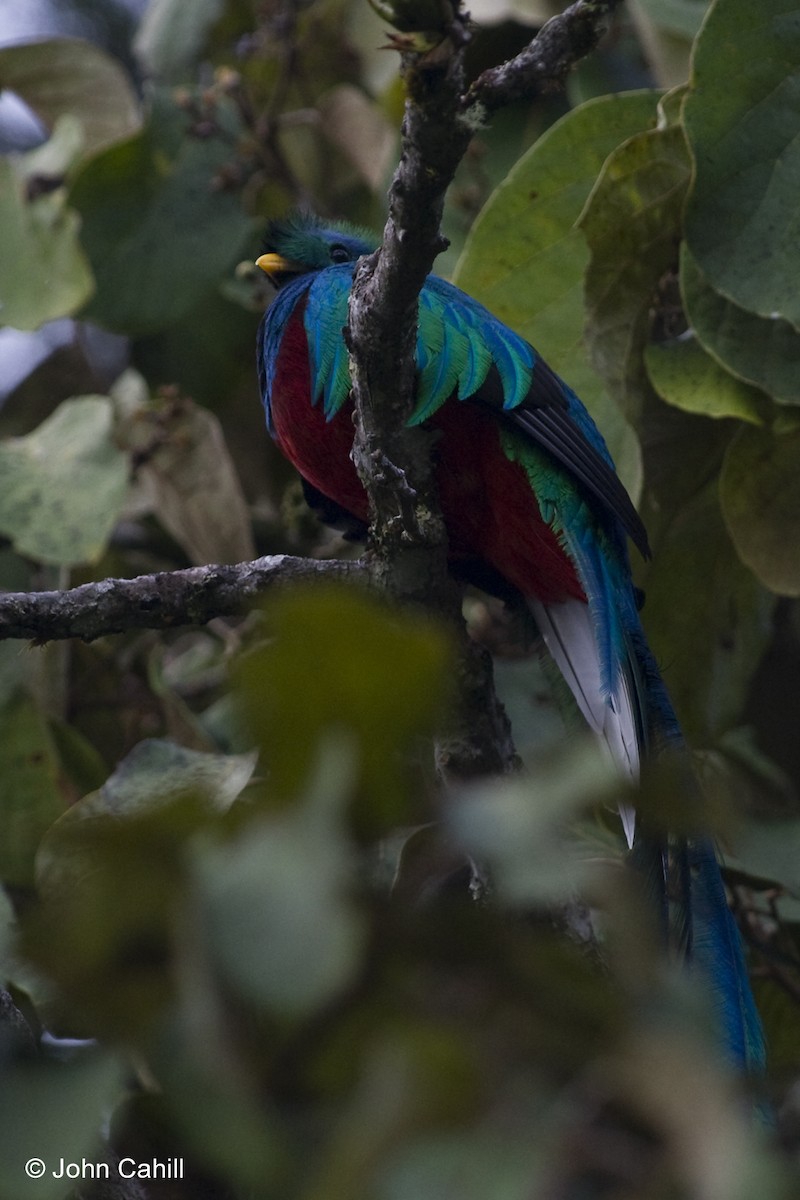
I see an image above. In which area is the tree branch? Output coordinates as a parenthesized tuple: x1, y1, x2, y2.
(468, 0, 624, 112)
(345, 0, 621, 779)
(0, 556, 365, 643)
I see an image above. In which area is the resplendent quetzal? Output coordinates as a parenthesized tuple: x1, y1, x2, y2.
(255, 212, 765, 1076)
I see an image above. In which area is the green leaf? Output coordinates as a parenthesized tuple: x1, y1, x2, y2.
(580, 115, 691, 420)
(684, 0, 800, 327)
(0, 692, 66, 888)
(0, 1051, 123, 1200)
(644, 336, 768, 424)
(99, 739, 256, 814)
(69, 91, 252, 335)
(52, 738, 257, 826)
(0, 397, 129, 567)
(134, 0, 226, 80)
(719, 422, 800, 596)
(234, 586, 451, 835)
(681, 244, 800, 405)
(0, 39, 140, 161)
(0, 159, 94, 331)
(35, 740, 257, 925)
(453, 91, 661, 500)
(17, 113, 86, 183)
(194, 739, 365, 1016)
(641, 483, 775, 742)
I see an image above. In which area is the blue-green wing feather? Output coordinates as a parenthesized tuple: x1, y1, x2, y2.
(411, 276, 534, 422)
(303, 267, 353, 419)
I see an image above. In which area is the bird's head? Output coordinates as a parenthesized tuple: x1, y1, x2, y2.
(255, 212, 379, 287)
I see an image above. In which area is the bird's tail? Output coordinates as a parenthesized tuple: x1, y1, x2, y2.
(528, 594, 766, 1076)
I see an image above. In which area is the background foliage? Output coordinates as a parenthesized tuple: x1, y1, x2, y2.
(1, 1, 800, 1197)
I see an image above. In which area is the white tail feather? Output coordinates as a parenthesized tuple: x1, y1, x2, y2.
(528, 597, 639, 847)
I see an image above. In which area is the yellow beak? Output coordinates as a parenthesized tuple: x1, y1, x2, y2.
(255, 252, 300, 281)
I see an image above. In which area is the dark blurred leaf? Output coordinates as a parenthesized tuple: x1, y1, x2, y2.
(69, 90, 252, 334)
(0, 160, 94, 331)
(0, 692, 66, 887)
(752, 979, 800, 1072)
(720, 421, 800, 596)
(27, 804, 203, 1036)
(641, 482, 775, 743)
(0, 1050, 123, 1200)
(681, 244, 800, 405)
(131, 285, 261, 408)
(234, 585, 451, 834)
(684, 0, 800, 327)
(580, 103, 690, 420)
(0, 38, 140, 160)
(0, 396, 129, 566)
(645, 336, 768, 424)
(46, 717, 109, 799)
(454, 90, 661, 498)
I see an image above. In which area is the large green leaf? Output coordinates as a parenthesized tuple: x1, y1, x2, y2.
(719, 422, 800, 596)
(644, 336, 768, 424)
(641, 483, 775, 743)
(580, 114, 691, 421)
(69, 92, 252, 334)
(0, 159, 94, 330)
(453, 91, 661, 499)
(681, 244, 800, 405)
(0, 397, 129, 567)
(684, 0, 800, 327)
(0, 39, 140, 160)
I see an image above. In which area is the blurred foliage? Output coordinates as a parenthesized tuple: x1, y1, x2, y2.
(1, 0, 800, 1197)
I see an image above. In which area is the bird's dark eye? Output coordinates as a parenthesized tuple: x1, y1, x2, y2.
(329, 244, 350, 264)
